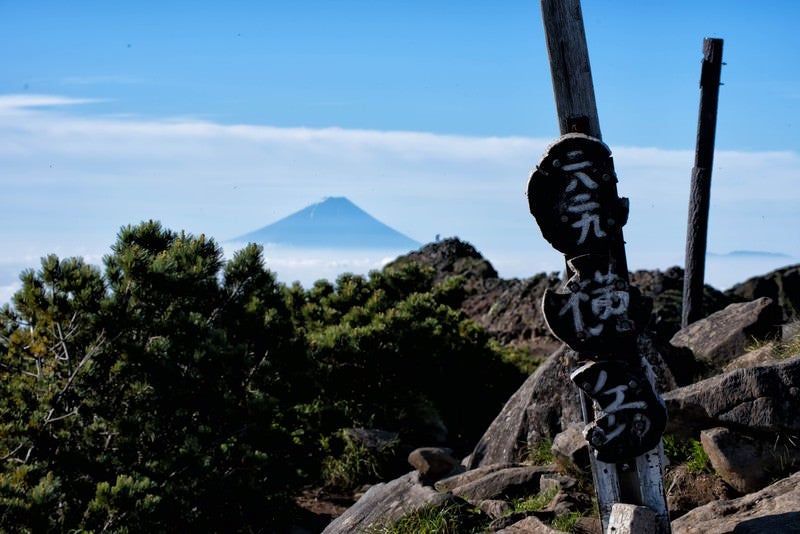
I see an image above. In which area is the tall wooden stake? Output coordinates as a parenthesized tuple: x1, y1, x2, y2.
(535, 1, 670, 532)
(540, 0, 601, 139)
(682, 38, 724, 328)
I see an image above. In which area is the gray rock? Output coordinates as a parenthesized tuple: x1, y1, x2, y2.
(539, 473, 577, 493)
(466, 346, 584, 469)
(783, 319, 800, 342)
(724, 342, 778, 372)
(479, 498, 512, 519)
(543, 491, 579, 516)
(434, 463, 518, 493)
(572, 516, 603, 534)
(663, 354, 800, 437)
(665, 464, 735, 519)
(726, 263, 800, 323)
(321, 471, 453, 534)
(701, 427, 800, 494)
(671, 470, 800, 533)
(551, 422, 590, 471)
(670, 297, 782, 369)
(637, 332, 679, 392)
(407, 447, 462, 482)
(495, 515, 560, 533)
(450, 465, 559, 503)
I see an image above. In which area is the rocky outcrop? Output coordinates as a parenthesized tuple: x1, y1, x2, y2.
(387, 237, 498, 291)
(727, 263, 800, 322)
(321, 471, 456, 533)
(390, 237, 562, 355)
(324, 461, 575, 534)
(321, 242, 800, 532)
(663, 354, 800, 438)
(669, 297, 783, 369)
(324, 346, 800, 534)
(671, 470, 800, 533)
(461, 275, 562, 354)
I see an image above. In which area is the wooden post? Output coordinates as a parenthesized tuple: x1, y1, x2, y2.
(534, 1, 671, 533)
(540, 0, 601, 139)
(682, 38, 724, 328)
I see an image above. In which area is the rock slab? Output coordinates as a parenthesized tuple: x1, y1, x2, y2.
(321, 471, 453, 534)
(670, 297, 781, 368)
(671, 470, 800, 533)
(663, 354, 800, 437)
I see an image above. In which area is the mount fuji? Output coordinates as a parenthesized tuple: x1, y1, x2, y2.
(232, 197, 421, 250)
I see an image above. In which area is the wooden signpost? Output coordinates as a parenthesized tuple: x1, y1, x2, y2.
(531, 1, 671, 532)
(682, 38, 724, 328)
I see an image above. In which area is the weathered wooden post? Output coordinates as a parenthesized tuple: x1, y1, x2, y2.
(682, 38, 724, 328)
(530, 1, 671, 532)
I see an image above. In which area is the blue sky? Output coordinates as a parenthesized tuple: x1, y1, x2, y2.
(1, 1, 799, 297)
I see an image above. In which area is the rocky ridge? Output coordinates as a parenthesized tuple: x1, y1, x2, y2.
(320, 238, 800, 533)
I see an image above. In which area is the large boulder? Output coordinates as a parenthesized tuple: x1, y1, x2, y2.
(700, 426, 800, 494)
(466, 345, 583, 469)
(663, 354, 800, 438)
(671, 470, 800, 533)
(669, 297, 782, 369)
(321, 471, 454, 533)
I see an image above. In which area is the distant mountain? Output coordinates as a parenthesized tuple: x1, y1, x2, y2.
(709, 250, 791, 259)
(232, 197, 421, 250)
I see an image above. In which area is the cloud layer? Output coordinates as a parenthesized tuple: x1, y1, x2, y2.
(1, 93, 797, 296)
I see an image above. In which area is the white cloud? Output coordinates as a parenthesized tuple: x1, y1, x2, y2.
(0, 94, 103, 113)
(0, 93, 797, 295)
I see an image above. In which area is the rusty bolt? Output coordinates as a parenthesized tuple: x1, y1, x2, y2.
(631, 413, 650, 438)
(617, 319, 634, 332)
